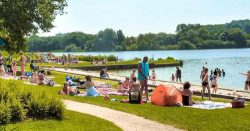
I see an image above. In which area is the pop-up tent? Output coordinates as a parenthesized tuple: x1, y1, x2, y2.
(151, 84, 182, 106)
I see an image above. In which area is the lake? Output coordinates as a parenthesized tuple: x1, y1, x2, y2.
(54, 48, 250, 90)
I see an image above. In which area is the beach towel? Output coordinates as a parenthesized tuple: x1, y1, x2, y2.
(190, 101, 231, 110)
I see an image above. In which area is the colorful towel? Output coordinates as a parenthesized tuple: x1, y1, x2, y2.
(190, 101, 231, 110)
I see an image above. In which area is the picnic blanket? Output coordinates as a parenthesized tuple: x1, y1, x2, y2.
(191, 101, 231, 110)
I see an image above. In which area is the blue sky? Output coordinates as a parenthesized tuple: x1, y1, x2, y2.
(40, 0, 250, 36)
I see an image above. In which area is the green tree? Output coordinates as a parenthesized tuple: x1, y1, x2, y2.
(0, 0, 67, 54)
(178, 40, 196, 49)
(64, 44, 79, 52)
(94, 28, 118, 51)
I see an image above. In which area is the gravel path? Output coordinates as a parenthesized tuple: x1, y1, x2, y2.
(64, 100, 183, 131)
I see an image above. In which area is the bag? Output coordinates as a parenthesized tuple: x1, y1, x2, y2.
(231, 101, 245, 108)
(47, 80, 55, 86)
(129, 90, 141, 104)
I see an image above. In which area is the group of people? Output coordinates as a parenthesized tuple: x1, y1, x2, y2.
(60, 75, 100, 96)
(0, 52, 27, 78)
(200, 66, 222, 100)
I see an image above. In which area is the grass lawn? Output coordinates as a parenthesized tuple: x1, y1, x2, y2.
(37, 71, 250, 131)
(0, 110, 121, 131)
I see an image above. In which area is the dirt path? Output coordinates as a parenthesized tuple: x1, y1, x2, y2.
(64, 100, 183, 131)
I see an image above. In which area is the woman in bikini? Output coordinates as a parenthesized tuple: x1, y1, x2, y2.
(201, 68, 211, 100)
(240, 70, 250, 91)
(180, 81, 194, 106)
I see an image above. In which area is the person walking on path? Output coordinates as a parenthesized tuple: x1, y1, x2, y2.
(240, 70, 250, 91)
(201, 68, 211, 100)
(175, 67, 182, 83)
(138, 56, 150, 101)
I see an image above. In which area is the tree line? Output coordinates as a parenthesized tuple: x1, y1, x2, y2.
(27, 19, 250, 52)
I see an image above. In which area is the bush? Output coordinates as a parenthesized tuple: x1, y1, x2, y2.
(78, 55, 117, 62)
(131, 57, 141, 61)
(0, 79, 65, 124)
(10, 98, 27, 122)
(166, 57, 175, 60)
(0, 100, 11, 124)
(107, 55, 117, 61)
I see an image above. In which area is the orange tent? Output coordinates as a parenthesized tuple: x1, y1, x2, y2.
(151, 84, 182, 106)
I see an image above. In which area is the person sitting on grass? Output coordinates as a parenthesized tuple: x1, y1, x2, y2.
(118, 77, 130, 92)
(82, 75, 99, 96)
(66, 75, 77, 86)
(30, 60, 39, 72)
(180, 81, 194, 106)
(38, 70, 46, 85)
(59, 82, 76, 94)
(31, 71, 38, 84)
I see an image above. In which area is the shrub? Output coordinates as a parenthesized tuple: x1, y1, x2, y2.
(48, 98, 65, 119)
(107, 55, 117, 61)
(0, 100, 11, 124)
(10, 98, 27, 122)
(0, 79, 65, 124)
(166, 57, 175, 60)
(131, 57, 141, 61)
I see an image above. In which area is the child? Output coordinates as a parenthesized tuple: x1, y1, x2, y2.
(151, 70, 156, 84)
(12, 59, 17, 77)
(171, 74, 175, 82)
(211, 75, 218, 93)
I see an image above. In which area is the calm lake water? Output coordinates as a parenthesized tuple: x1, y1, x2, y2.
(54, 48, 250, 90)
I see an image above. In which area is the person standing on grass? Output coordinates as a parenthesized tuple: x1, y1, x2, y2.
(20, 53, 27, 77)
(175, 66, 182, 83)
(202, 68, 211, 100)
(138, 56, 149, 101)
(12, 59, 17, 77)
(240, 70, 250, 91)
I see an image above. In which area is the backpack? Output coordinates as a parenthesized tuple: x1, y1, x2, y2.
(129, 90, 141, 104)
